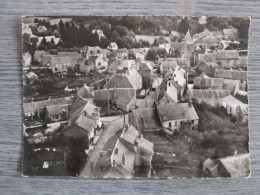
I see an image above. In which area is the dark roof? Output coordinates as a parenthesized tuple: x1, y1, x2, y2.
(139, 62, 152, 71)
(46, 104, 68, 115)
(195, 62, 216, 77)
(115, 48, 128, 54)
(214, 50, 239, 60)
(193, 77, 223, 89)
(58, 52, 80, 58)
(157, 103, 186, 121)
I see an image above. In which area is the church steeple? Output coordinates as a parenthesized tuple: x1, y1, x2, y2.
(183, 29, 193, 45)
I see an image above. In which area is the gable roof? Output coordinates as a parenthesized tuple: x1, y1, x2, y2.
(86, 46, 110, 56)
(214, 69, 247, 81)
(193, 77, 223, 89)
(115, 48, 128, 54)
(77, 84, 94, 99)
(73, 115, 95, 133)
(187, 89, 230, 106)
(58, 52, 80, 58)
(222, 95, 246, 108)
(139, 62, 153, 71)
(219, 153, 250, 178)
(46, 104, 68, 116)
(157, 103, 186, 121)
(214, 50, 239, 60)
(181, 103, 199, 120)
(203, 159, 218, 171)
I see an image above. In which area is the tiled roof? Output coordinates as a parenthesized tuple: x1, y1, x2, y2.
(181, 103, 199, 120)
(46, 104, 68, 115)
(193, 77, 223, 89)
(214, 50, 239, 60)
(157, 103, 186, 121)
(58, 52, 80, 58)
(215, 69, 247, 81)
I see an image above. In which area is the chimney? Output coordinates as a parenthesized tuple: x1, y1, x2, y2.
(138, 129, 142, 138)
(84, 110, 87, 116)
(113, 159, 116, 167)
(115, 148, 118, 154)
(107, 149, 112, 155)
(134, 139, 138, 147)
(189, 100, 192, 107)
(122, 154, 125, 166)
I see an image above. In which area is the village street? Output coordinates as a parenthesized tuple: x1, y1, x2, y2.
(136, 91, 157, 109)
(79, 115, 128, 177)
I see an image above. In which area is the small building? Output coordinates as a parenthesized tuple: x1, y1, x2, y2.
(156, 103, 187, 132)
(223, 28, 238, 40)
(95, 124, 154, 178)
(25, 72, 39, 84)
(91, 29, 105, 41)
(214, 69, 247, 85)
(214, 50, 239, 68)
(49, 56, 78, 74)
(222, 95, 248, 122)
(104, 69, 142, 90)
(202, 159, 218, 177)
(193, 77, 223, 90)
(37, 25, 47, 33)
(107, 42, 118, 50)
(77, 84, 94, 102)
(159, 43, 171, 53)
(114, 48, 128, 60)
(86, 46, 110, 59)
(45, 104, 69, 122)
(217, 153, 250, 178)
(181, 102, 199, 130)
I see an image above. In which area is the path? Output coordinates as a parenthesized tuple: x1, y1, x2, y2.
(79, 115, 128, 177)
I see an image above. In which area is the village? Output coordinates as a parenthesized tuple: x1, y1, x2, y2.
(22, 16, 250, 178)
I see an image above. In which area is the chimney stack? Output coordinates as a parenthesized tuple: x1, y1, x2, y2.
(134, 139, 138, 147)
(113, 160, 116, 167)
(115, 148, 118, 154)
(138, 129, 142, 138)
(122, 154, 125, 166)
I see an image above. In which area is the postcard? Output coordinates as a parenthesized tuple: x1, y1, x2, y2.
(22, 16, 250, 178)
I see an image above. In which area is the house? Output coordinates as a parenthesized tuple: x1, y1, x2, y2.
(182, 67, 197, 84)
(132, 108, 158, 130)
(222, 95, 248, 122)
(95, 124, 154, 178)
(159, 43, 171, 53)
(107, 42, 118, 50)
(94, 88, 136, 112)
(193, 77, 223, 89)
(91, 29, 105, 41)
(23, 52, 32, 68)
(77, 84, 94, 102)
(181, 102, 199, 130)
(202, 159, 218, 177)
(214, 69, 247, 88)
(214, 50, 239, 68)
(23, 96, 74, 120)
(79, 56, 97, 73)
(159, 60, 178, 77)
(49, 56, 78, 73)
(138, 62, 153, 89)
(238, 56, 248, 69)
(86, 46, 110, 59)
(34, 50, 50, 65)
(157, 103, 187, 132)
(42, 54, 54, 67)
(114, 48, 128, 60)
(69, 97, 101, 127)
(25, 72, 39, 84)
(129, 48, 149, 61)
(217, 153, 250, 178)
(45, 104, 69, 122)
(223, 28, 238, 40)
(104, 69, 142, 90)
(63, 114, 97, 149)
(95, 55, 109, 72)
(187, 89, 230, 106)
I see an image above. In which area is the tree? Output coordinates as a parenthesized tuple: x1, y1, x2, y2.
(115, 25, 129, 37)
(152, 38, 159, 46)
(110, 30, 120, 41)
(99, 37, 111, 48)
(115, 37, 128, 48)
(100, 22, 111, 36)
(50, 38, 55, 45)
(178, 17, 189, 34)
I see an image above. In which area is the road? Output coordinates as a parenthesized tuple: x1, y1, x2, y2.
(79, 115, 128, 177)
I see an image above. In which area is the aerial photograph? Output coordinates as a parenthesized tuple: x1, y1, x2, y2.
(22, 16, 250, 178)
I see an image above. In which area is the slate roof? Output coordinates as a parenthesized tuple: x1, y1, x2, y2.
(159, 58, 190, 67)
(181, 103, 199, 120)
(73, 115, 95, 133)
(195, 62, 216, 77)
(58, 52, 80, 58)
(222, 95, 247, 109)
(157, 103, 186, 121)
(77, 84, 94, 99)
(219, 153, 250, 178)
(214, 50, 239, 60)
(187, 89, 230, 106)
(193, 77, 223, 89)
(214, 69, 247, 81)
(104, 70, 142, 90)
(46, 104, 68, 115)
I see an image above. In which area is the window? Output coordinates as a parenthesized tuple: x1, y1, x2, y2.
(192, 120, 194, 124)
(175, 121, 177, 126)
(169, 122, 171, 128)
